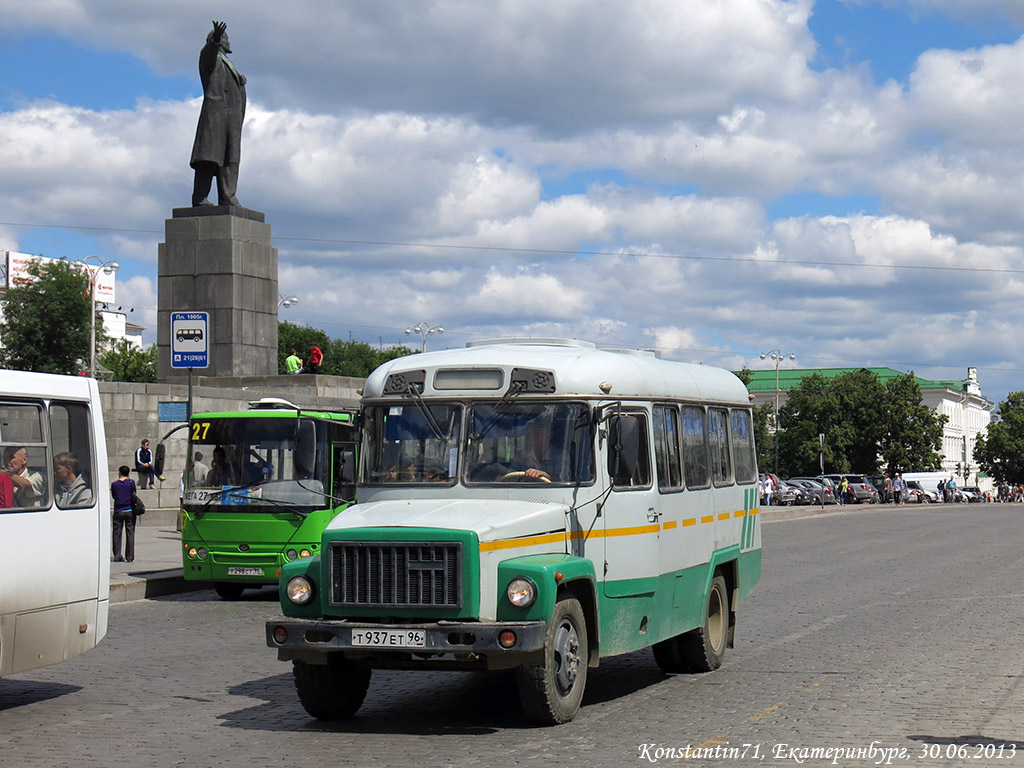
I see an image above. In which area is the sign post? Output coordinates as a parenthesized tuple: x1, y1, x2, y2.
(171, 311, 209, 424)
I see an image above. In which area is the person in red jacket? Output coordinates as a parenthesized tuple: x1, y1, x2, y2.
(308, 345, 323, 374)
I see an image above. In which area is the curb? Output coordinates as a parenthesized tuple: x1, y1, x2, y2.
(109, 570, 206, 604)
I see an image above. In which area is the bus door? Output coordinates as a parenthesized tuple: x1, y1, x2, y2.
(601, 410, 660, 598)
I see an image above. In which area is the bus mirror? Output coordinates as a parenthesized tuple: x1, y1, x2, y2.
(338, 450, 355, 484)
(608, 415, 639, 482)
(295, 420, 317, 478)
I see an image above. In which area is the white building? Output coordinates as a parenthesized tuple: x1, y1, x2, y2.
(746, 365, 993, 488)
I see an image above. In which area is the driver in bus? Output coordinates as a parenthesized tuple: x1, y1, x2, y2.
(510, 420, 559, 481)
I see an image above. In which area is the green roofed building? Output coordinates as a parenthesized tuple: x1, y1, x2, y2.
(745, 365, 992, 488)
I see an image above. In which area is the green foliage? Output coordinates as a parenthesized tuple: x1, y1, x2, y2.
(278, 322, 415, 378)
(880, 373, 945, 474)
(100, 341, 158, 383)
(775, 369, 944, 477)
(0, 258, 94, 375)
(975, 392, 1024, 484)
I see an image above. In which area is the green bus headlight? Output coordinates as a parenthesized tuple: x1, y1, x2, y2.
(506, 577, 537, 608)
(286, 576, 314, 605)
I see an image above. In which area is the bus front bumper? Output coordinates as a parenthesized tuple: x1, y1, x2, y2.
(266, 617, 547, 668)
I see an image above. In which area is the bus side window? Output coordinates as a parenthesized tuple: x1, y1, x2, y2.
(609, 413, 651, 489)
(682, 406, 710, 489)
(653, 405, 683, 492)
(50, 401, 95, 509)
(708, 407, 732, 486)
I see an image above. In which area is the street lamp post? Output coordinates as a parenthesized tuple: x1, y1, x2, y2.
(760, 349, 795, 475)
(278, 293, 299, 308)
(77, 256, 120, 377)
(405, 321, 444, 352)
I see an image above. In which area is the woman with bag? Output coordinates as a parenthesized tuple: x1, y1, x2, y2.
(111, 464, 138, 562)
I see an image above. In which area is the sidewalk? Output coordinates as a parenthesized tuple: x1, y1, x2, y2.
(108, 520, 204, 603)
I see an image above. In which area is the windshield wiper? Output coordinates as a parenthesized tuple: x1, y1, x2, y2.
(404, 383, 449, 441)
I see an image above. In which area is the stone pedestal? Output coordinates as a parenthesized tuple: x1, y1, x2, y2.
(157, 206, 278, 381)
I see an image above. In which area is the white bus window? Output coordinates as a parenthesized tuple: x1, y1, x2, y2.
(681, 406, 710, 489)
(0, 403, 47, 510)
(50, 402, 95, 509)
(653, 405, 683, 492)
(708, 408, 732, 486)
(730, 409, 757, 484)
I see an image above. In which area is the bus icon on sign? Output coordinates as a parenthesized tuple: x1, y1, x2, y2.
(176, 328, 203, 343)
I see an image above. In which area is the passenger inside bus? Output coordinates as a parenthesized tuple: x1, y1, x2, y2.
(4, 445, 44, 508)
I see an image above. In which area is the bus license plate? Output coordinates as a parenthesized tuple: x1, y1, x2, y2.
(351, 629, 426, 648)
(227, 567, 263, 576)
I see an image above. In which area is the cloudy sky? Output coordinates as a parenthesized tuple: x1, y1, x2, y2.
(2, 0, 1024, 402)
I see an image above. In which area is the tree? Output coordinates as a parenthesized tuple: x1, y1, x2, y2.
(0, 258, 95, 374)
(975, 392, 1024, 484)
(880, 373, 945, 473)
(100, 341, 158, 383)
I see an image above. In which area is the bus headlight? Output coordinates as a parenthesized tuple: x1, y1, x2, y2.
(286, 549, 298, 561)
(187, 547, 208, 560)
(286, 576, 314, 605)
(506, 577, 537, 608)
(299, 549, 312, 559)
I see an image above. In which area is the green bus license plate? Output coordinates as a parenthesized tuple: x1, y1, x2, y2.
(351, 629, 426, 648)
(227, 567, 263, 576)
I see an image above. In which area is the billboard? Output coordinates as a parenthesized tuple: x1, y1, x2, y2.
(5, 251, 116, 303)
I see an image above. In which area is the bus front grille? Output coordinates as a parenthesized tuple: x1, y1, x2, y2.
(328, 541, 462, 608)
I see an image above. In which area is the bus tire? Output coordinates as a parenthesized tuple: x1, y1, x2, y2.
(214, 582, 245, 600)
(677, 574, 728, 672)
(517, 595, 588, 725)
(293, 655, 371, 720)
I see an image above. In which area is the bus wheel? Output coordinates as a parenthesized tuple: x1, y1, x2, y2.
(517, 595, 588, 725)
(214, 582, 245, 600)
(679, 574, 728, 672)
(293, 655, 371, 720)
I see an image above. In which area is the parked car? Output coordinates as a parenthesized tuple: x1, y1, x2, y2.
(906, 480, 937, 503)
(822, 474, 878, 503)
(788, 477, 837, 505)
(785, 482, 815, 505)
(960, 486, 984, 503)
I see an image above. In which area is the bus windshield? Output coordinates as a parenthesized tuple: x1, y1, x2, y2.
(184, 417, 327, 510)
(361, 401, 594, 486)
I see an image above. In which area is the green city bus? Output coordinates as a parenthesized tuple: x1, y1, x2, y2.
(181, 398, 358, 600)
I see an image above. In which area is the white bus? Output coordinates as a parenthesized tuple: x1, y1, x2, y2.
(267, 339, 761, 724)
(0, 371, 109, 676)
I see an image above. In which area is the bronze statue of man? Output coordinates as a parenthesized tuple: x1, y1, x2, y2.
(190, 21, 246, 207)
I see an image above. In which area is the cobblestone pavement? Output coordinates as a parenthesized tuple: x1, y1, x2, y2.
(3, 504, 1024, 767)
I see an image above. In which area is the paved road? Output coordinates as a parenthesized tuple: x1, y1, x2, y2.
(3, 504, 1024, 767)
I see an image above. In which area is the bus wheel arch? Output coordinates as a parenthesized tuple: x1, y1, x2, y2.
(653, 568, 732, 674)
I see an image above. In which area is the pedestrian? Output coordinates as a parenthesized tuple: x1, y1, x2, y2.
(945, 475, 957, 503)
(893, 473, 906, 505)
(883, 473, 894, 504)
(307, 344, 323, 374)
(135, 439, 155, 489)
(285, 348, 302, 374)
(937, 478, 945, 503)
(110, 465, 137, 562)
(837, 476, 849, 505)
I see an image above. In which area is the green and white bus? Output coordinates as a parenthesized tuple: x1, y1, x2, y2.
(266, 339, 762, 724)
(181, 399, 358, 600)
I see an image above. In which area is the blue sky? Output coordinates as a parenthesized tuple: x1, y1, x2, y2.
(3, 0, 1024, 406)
